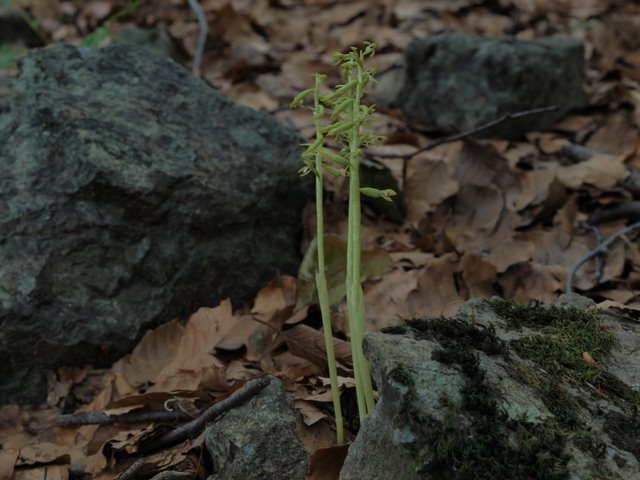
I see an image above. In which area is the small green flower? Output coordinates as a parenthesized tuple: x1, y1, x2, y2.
(360, 187, 398, 202)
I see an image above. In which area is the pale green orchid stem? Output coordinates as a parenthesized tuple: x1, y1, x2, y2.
(345, 55, 375, 419)
(291, 44, 382, 432)
(312, 74, 345, 445)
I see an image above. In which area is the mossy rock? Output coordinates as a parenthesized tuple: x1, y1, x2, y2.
(340, 294, 640, 480)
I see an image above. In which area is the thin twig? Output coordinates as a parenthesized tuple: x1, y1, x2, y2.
(58, 409, 190, 427)
(187, 0, 208, 76)
(588, 202, 640, 226)
(117, 458, 145, 480)
(370, 105, 559, 160)
(584, 224, 604, 284)
(566, 221, 640, 293)
(139, 376, 271, 454)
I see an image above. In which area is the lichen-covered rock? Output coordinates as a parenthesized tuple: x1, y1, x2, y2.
(112, 27, 185, 63)
(204, 377, 308, 480)
(341, 295, 640, 479)
(375, 33, 587, 139)
(0, 43, 312, 404)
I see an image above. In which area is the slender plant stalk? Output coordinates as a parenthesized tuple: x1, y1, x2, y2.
(344, 54, 375, 418)
(311, 74, 345, 445)
(291, 42, 394, 435)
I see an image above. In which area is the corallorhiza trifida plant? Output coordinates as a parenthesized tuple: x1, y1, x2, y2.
(291, 42, 396, 444)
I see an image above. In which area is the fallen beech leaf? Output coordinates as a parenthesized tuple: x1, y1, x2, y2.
(586, 111, 638, 156)
(445, 184, 505, 247)
(363, 267, 420, 331)
(16, 442, 70, 466)
(461, 254, 497, 298)
(273, 351, 320, 380)
(152, 300, 238, 391)
(253, 276, 298, 317)
(405, 155, 459, 222)
(294, 399, 327, 426)
(556, 154, 628, 189)
(307, 444, 350, 480)
(498, 262, 562, 303)
(593, 300, 640, 321)
(120, 320, 185, 387)
(0, 450, 18, 480)
(280, 324, 352, 371)
(406, 253, 465, 317)
(14, 464, 69, 480)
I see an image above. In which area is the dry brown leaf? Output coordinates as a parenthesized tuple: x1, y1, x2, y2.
(485, 238, 536, 274)
(586, 111, 639, 156)
(307, 444, 350, 480)
(593, 289, 637, 304)
(15, 442, 70, 467)
(499, 262, 563, 303)
(0, 449, 18, 480)
(389, 251, 434, 267)
(296, 416, 346, 455)
(113, 300, 240, 393)
(119, 320, 185, 387)
(445, 184, 505, 247)
(363, 267, 420, 330)
(281, 51, 336, 91)
(253, 276, 298, 317)
(225, 82, 278, 110)
(14, 464, 69, 480)
(405, 155, 459, 222)
(556, 154, 628, 189)
(294, 399, 327, 426)
(281, 324, 352, 371)
(406, 253, 465, 317)
(211, 3, 270, 53)
(461, 254, 497, 298)
(215, 313, 260, 350)
(273, 351, 321, 380)
(17, 0, 60, 19)
(456, 140, 519, 191)
(78, 371, 116, 415)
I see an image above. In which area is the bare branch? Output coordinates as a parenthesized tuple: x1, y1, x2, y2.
(566, 221, 640, 293)
(139, 376, 271, 453)
(58, 409, 190, 427)
(117, 458, 145, 480)
(370, 105, 559, 160)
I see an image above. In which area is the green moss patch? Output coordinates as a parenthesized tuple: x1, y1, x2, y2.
(380, 299, 639, 479)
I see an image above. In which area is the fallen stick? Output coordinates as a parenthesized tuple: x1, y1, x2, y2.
(370, 105, 559, 159)
(565, 221, 640, 293)
(139, 376, 271, 453)
(117, 458, 145, 480)
(58, 410, 190, 427)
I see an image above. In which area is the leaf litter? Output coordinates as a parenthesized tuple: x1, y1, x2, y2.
(4, 0, 640, 478)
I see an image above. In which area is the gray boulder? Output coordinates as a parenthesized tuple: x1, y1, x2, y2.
(375, 33, 587, 139)
(341, 294, 640, 479)
(0, 43, 311, 404)
(113, 27, 186, 64)
(204, 376, 308, 480)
